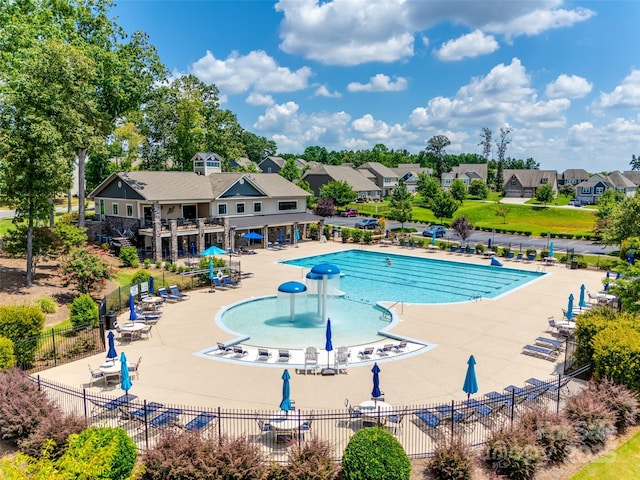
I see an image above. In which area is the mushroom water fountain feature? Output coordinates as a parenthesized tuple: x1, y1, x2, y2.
(307, 263, 341, 323)
(277, 281, 308, 322)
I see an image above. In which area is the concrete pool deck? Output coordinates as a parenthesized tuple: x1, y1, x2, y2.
(39, 240, 604, 411)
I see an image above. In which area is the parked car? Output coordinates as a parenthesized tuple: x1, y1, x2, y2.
(340, 208, 359, 217)
(355, 218, 378, 229)
(422, 225, 446, 238)
(568, 199, 582, 207)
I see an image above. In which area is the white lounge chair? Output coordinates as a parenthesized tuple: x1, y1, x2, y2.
(304, 347, 318, 374)
(257, 348, 272, 361)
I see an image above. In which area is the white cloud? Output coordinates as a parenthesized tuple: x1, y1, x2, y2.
(347, 74, 408, 92)
(314, 85, 341, 98)
(190, 50, 312, 95)
(545, 74, 592, 99)
(598, 70, 640, 108)
(245, 93, 275, 106)
(484, 7, 595, 41)
(435, 30, 499, 61)
(253, 101, 300, 131)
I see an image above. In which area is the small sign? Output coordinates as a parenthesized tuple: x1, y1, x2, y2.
(130, 285, 139, 295)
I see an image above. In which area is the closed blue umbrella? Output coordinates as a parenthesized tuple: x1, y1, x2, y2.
(579, 284, 587, 308)
(278, 229, 283, 244)
(432, 231, 437, 245)
(462, 355, 478, 399)
(325, 318, 333, 370)
(190, 242, 197, 256)
(566, 294, 574, 320)
(279, 369, 292, 412)
(129, 294, 137, 321)
(549, 242, 554, 258)
(487, 237, 492, 249)
(106, 331, 117, 362)
(120, 352, 133, 395)
(209, 260, 215, 292)
(371, 363, 382, 400)
(149, 276, 155, 295)
(295, 228, 300, 241)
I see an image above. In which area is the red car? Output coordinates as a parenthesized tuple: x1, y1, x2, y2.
(340, 208, 358, 217)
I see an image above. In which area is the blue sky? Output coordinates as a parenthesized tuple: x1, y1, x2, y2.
(112, 1, 639, 173)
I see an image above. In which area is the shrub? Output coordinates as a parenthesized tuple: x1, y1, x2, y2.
(60, 247, 113, 294)
(284, 437, 340, 480)
(563, 388, 616, 451)
(521, 406, 574, 464)
(33, 296, 57, 314)
(144, 258, 151, 269)
(475, 242, 485, 254)
(484, 426, 544, 480)
(587, 379, 639, 434)
(143, 431, 268, 480)
(19, 411, 86, 460)
(119, 246, 139, 267)
(155, 260, 162, 268)
(0, 337, 15, 371)
(351, 229, 363, 243)
(131, 269, 151, 286)
(0, 368, 57, 445)
(363, 231, 373, 244)
(428, 436, 473, 480)
(591, 323, 640, 392)
(57, 427, 137, 480)
(342, 427, 411, 480)
(69, 294, 99, 330)
(0, 305, 45, 368)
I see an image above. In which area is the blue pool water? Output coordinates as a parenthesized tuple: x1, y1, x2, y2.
(283, 249, 544, 304)
(217, 250, 544, 349)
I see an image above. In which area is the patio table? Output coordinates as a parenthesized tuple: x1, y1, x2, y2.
(141, 296, 164, 311)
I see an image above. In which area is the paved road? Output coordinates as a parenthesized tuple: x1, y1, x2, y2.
(326, 216, 617, 256)
(0, 206, 76, 220)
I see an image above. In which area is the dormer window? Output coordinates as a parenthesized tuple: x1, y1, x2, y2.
(541, 178, 548, 184)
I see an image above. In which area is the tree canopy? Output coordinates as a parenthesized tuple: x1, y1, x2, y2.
(320, 180, 357, 207)
(389, 179, 413, 232)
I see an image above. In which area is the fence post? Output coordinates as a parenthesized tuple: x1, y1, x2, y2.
(217, 406, 222, 446)
(556, 375, 561, 415)
(450, 399, 455, 443)
(51, 328, 57, 368)
(510, 390, 515, 425)
(83, 389, 88, 420)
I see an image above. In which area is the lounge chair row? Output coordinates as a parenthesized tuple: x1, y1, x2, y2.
(212, 276, 239, 290)
(358, 341, 408, 359)
(118, 401, 217, 432)
(158, 285, 191, 302)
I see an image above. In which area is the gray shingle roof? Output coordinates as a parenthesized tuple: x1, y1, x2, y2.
(302, 165, 381, 192)
(504, 169, 557, 188)
(358, 162, 399, 178)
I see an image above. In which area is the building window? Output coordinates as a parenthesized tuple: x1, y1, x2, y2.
(253, 202, 262, 213)
(112, 203, 119, 215)
(194, 161, 204, 167)
(236, 203, 245, 214)
(581, 187, 591, 194)
(595, 186, 604, 195)
(206, 160, 219, 167)
(278, 201, 297, 211)
(541, 178, 548, 184)
(218, 204, 227, 215)
(126, 204, 133, 217)
(511, 179, 516, 186)
(267, 167, 272, 173)
(444, 178, 452, 185)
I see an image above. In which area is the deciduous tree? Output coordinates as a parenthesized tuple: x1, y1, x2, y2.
(389, 179, 413, 233)
(60, 248, 112, 294)
(416, 173, 440, 206)
(320, 180, 357, 207)
(279, 158, 301, 182)
(469, 179, 489, 199)
(452, 216, 474, 243)
(535, 183, 555, 206)
(450, 179, 467, 202)
(430, 190, 458, 223)
(425, 135, 450, 180)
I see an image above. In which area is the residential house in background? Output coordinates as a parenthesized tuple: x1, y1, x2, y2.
(229, 157, 255, 170)
(301, 164, 381, 201)
(258, 156, 286, 173)
(558, 168, 590, 186)
(392, 164, 433, 193)
(441, 163, 488, 189)
(623, 170, 640, 186)
(503, 169, 558, 198)
(193, 152, 223, 176)
(357, 162, 399, 197)
(89, 155, 319, 263)
(574, 172, 636, 205)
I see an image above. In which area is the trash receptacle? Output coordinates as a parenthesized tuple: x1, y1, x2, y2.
(570, 260, 578, 270)
(105, 311, 117, 330)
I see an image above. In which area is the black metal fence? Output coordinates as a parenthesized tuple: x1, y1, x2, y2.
(31, 371, 586, 461)
(16, 326, 105, 373)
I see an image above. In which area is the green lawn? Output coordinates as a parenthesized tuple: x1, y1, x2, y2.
(569, 430, 640, 480)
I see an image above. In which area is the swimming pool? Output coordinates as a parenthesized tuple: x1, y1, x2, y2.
(283, 249, 544, 304)
(217, 295, 393, 349)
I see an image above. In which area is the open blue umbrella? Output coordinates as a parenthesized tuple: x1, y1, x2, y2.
(579, 284, 587, 308)
(200, 245, 226, 256)
(120, 352, 133, 395)
(325, 318, 333, 370)
(566, 293, 574, 320)
(462, 355, 478, 399)
(371, 363, 382, 400)
(106, 331, 117, 362)
(149, 276, 155, 295)
(279, 369, 292, 412)
(128, 294, 137, 321)
(242, 231, 264, 240)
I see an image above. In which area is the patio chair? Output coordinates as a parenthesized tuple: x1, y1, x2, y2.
(257, 348, 272, 361)
(216, 342, 232, 355)
(88, 365, 104, 386)
(213, 277, 228, 290)
(358, 347, 374, 359)
(526, 252, 536, 262)
(515, 252, 523, 262)
(387, 410, 406, 435)
(449, 245, 457, 254)
(182, 411, 217, 432)
(304, 346, 318, 374)
(222, 276, 240, 288)
(124, 401, 164, 422)
(376, 344, 394, 356)
(149, 408, 183, 428)
(158, 287, 179, 302)
(392, 341, 408, 353)
(232, 345, 249, 357)
(139, 324, 153, 340)
(335, 349, 349, 374)
(256, 414, 272, 432)
(278, 349, 291, 362)
(525, 376, 572, 399)
(169, 284, 190, 300)
(113, 322, 134, 343)
(534, 337, 564, 350)
(522, 344, 559, 361)
(414, 409, 441, 431)
(505, 251, 515, 260)
(101, 393, 138, 412)
(128, 357, 142, 380)
(547, 316, 559, 334)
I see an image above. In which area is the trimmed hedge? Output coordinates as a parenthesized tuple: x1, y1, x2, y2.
(0, 305, 45, 368)
(69, 294, 99, 330)
(342, 427, 411, 480)
(0, 337, 15, 371)
(592, 325, 640, 392)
